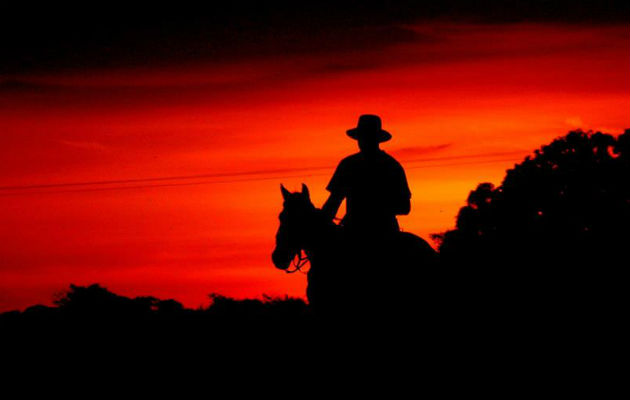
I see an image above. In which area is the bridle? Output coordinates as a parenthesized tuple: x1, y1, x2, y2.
(284, 215, 342, 274)
(277, 199, 340, 275)
(285, 249, 310, 274)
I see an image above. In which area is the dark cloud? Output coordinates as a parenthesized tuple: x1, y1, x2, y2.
(1, 1, 628, 74)
(390, 144, 453, 158)
(0, 79, 53, 93)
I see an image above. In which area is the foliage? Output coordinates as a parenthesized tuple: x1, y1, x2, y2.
(437, 129, 630, 271)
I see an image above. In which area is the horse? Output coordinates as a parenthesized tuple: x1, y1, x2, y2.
(272, 184, 438, 317)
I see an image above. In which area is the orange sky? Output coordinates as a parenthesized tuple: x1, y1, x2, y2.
(1, 23, 628, 311)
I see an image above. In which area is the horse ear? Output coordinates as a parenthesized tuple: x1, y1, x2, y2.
(301, 183, 310, 199)
(280, 184, 290, 200)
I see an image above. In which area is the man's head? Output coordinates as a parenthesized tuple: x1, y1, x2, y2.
(358, 136, 380, 153)
(346, 114, 391, 153)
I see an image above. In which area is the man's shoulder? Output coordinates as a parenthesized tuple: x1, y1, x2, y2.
(380, 151, 404, 168)
(341, 152, 362, 162)
(337, 151, 403, 169)
(337, 152, 362, 167)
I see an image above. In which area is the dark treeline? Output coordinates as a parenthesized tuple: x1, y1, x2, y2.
(437, 129, 629, 322)
(2, 129, 628, 349)
(1, 283, 310, 335)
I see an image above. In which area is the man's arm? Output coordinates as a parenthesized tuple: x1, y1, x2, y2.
(393, 163, 411, 215)
(322, 191, 344, 221)
(323, 158, 348, 222)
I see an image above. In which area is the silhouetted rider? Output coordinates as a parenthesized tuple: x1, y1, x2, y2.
(322, 114, 411, 237)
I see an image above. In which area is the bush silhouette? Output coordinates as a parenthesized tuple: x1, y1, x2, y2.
(1, 283, 309, 339)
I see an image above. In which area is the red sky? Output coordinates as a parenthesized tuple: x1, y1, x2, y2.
(1, 22, 628, 311)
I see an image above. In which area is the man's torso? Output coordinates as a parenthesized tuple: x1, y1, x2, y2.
(326, 150, 410, 232)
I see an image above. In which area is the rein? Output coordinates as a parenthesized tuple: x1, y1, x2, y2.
(285, 249, 310, 274)
(281, 210, 341, 275)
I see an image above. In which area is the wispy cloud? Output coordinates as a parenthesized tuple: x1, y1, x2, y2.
(390, 143, 452, 158)
(58, 140, 109, 151)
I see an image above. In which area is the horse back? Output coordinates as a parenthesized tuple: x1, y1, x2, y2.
(397, 231, 438, 266)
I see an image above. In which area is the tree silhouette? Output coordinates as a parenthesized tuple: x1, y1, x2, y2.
(436, 129, 629, 316)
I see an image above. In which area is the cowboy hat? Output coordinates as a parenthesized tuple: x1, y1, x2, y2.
(346, 114, 392, 143)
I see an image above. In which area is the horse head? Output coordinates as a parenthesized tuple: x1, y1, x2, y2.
(272, 183, 316, 270)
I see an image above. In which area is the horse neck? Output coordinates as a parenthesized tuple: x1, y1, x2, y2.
(301, 208, 336, 256)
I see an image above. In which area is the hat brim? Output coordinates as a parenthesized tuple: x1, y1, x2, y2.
(346, 128, 392, 143)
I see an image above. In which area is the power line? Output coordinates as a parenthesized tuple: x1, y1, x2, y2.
(0, 156, 522, 196)
(0, 150, 527, 193)
(0, 165, 330, 191)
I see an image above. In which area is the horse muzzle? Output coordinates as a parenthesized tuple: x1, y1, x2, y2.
(271, 248, 292, 270)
